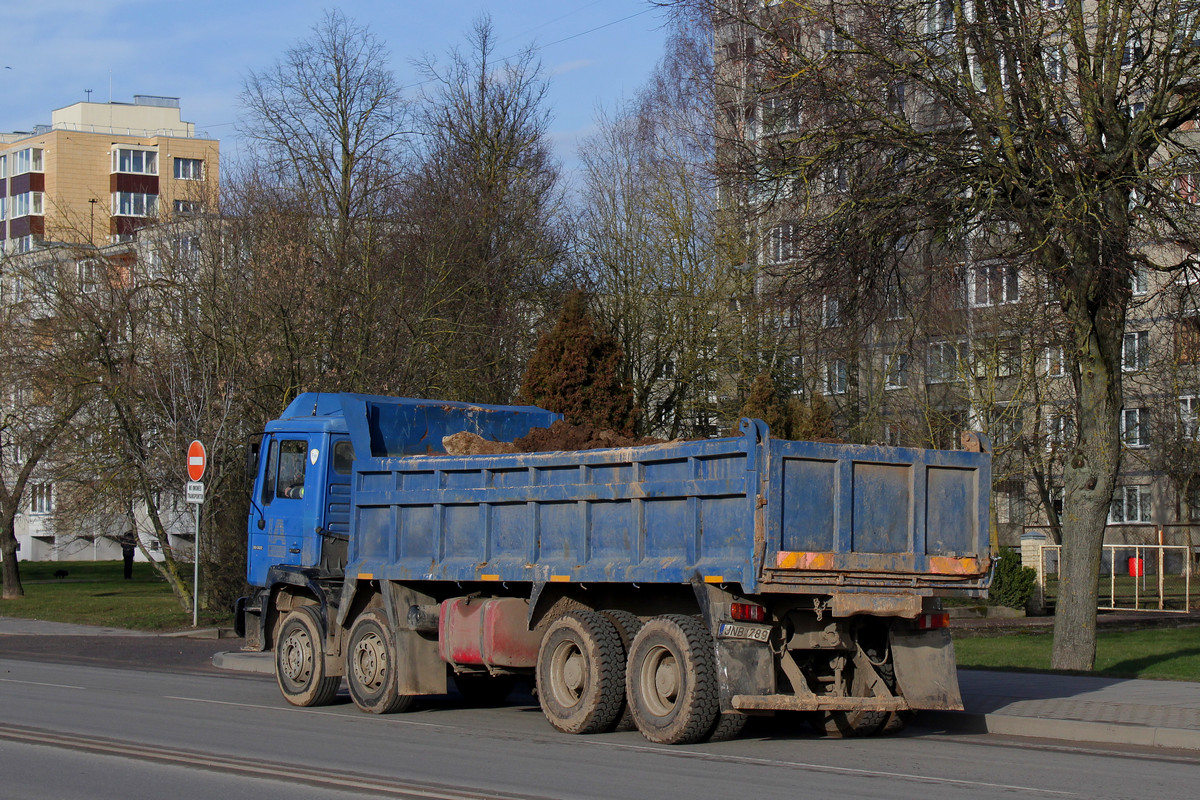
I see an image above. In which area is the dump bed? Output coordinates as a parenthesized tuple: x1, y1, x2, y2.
(347, 419, 990, 596)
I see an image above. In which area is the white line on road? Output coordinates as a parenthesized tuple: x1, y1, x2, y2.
(0, 677, 87, 690)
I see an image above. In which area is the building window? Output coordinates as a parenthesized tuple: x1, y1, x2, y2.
(927, 340, 964, 383)
(1129, 266, 1148, 295)
(1109, 485, 1151, 523)
(1045, 345, 1065, 377)
(885, 353, 909, 389)
(174, 199, 201, 216)
(761, 96, 801, 135)
(1188, 484, 1200, 522)
(969, 263, 1019, 306)
(12, 147, 43, 175)
(1121, 34, 1145, 68)
(112, 148, 158, 175)
(766, 223, 800, 263)
(1047, 412, 1075, 451)
(78, 260, 99, 294)
(12, 235, 35, 254)
(1045, 49, 1066, 82)
(1122, 330, 1148, 371)
(11, 192, 43, 218)
(30, 483, 53, 514)
(822, 294, 841, 328)
(174, 157, 204, 180)
(113, 192, 158, 217)
(928, 0, 955, 35)
(1049, 485, 1064, 519)
(1176, 169, 1200, 204)
(0, 154, 6, 178)
(1121, 407, 1147, 448)
(825, 359, 847, 395)
(1181, 396, 1200, 440)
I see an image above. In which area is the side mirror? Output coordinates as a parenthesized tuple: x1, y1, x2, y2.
(257, 518, 266, 530)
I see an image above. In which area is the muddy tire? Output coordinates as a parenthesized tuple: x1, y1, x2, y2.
(346, 610, 414, 714)
(601, 610, 643, 732)
(810, 654, 888, 737)
(626, 615, 720, 745)
(536, 610, 625, 734)
(706, 711, 749, 742)
(453, 672, 518, 706)
(275, 606, 340, 707)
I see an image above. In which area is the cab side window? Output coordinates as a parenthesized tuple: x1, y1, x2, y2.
(275, 440, 308, 499)
(332, 440, 355, 475)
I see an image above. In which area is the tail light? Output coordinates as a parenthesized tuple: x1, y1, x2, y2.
(917, 612, 950, 630)
(730, 602, 767, 622)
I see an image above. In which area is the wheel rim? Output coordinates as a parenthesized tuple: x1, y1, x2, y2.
(280, 626, 313, 686)
(352, 630, 388, 693)
(549, 638, 586, 708)
(639, 643, 679, 718)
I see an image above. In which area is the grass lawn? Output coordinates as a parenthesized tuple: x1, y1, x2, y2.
(953, 625, 1200, 681)
(0, 560, 225, 631)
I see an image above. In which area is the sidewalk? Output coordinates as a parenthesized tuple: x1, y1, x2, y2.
(922, 668, 1200, 751)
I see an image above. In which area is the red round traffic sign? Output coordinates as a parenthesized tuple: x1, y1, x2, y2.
(187, 440, 207, 482)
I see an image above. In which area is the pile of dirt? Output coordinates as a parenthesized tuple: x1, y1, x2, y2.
(442, 420, 665, 456)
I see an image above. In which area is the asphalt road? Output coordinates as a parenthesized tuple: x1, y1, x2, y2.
(1, 636, 1197, 800)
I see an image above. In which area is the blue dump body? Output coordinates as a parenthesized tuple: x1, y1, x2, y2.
(340, 413, 991, 596)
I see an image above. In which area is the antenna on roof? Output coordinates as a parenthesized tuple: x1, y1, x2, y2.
(311, 393, 320, 416)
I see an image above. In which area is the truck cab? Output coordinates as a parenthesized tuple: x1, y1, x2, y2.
(245, 393, 562, 588)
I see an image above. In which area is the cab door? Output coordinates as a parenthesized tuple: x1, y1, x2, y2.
(251, 433, 320, 582)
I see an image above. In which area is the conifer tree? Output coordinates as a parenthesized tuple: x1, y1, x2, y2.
(518, 292, 636, 435)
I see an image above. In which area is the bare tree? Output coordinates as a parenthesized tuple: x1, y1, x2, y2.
(576, 18, 740, 438)
(0, 248, 93, 598)
(404, 16, 565, 403)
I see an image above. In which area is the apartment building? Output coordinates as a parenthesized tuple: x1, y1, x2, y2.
(0, 95, 218, 252)
(712, 2, 1200, 555)
(1, 96, 218, 562)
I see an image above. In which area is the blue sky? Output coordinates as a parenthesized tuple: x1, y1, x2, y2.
(2, 0, 671, 173)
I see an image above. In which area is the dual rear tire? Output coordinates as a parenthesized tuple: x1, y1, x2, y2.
(535, 611, 745, 745)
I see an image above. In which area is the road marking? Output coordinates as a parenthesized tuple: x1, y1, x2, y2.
(584, 739, 1078, 797)
(0, 723, 549, 800)
(162, 695, 451, 728)
(0, 677, 87, 690)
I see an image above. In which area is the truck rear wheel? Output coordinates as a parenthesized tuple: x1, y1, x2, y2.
(601, 610, 643, 732)
(346, 610, 414, 714)
(275, 606, 340, 707)
(626, 615, 719, 745)
(536, 610, 624, 734)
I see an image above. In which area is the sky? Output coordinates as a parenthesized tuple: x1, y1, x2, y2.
(1, 0, 673, 175)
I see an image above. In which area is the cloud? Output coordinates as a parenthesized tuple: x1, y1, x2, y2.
(550, 59, 594, 77)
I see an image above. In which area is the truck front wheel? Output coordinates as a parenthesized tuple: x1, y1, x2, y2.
(626, 615, 719, 744)
(346, 610, 414, 714)
(275, 606, 340, 707)
(536, 610, 624, 734)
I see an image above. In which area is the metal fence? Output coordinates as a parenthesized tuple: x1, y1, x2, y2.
(1036, 543, 1195, 613)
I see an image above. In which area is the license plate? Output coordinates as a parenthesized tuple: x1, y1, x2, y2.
(717, 622, 771, 642)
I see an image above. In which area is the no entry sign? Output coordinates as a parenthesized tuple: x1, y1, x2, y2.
(187, 440, 207, 482)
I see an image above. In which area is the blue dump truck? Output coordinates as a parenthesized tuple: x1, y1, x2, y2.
(237, 392, 991, 744)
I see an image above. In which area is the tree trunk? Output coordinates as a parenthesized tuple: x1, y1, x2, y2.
(1, 513, 25, 599)
(1051, 296, 1125, 670)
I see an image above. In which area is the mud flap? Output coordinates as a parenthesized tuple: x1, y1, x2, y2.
(889, 627, 963, 711)
(383, 583, 447, 695)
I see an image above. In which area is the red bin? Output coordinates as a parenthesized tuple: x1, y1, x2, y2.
(1128, 557, 1144, 577)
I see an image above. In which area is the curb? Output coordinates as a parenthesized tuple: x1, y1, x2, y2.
(917, 710, 1200, 751)
(212, 651, 274, 675)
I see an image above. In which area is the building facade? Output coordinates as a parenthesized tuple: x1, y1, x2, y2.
(0, 95, 218, 253)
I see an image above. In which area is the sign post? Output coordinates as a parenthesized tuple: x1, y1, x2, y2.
(186, 440, 206, 628)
